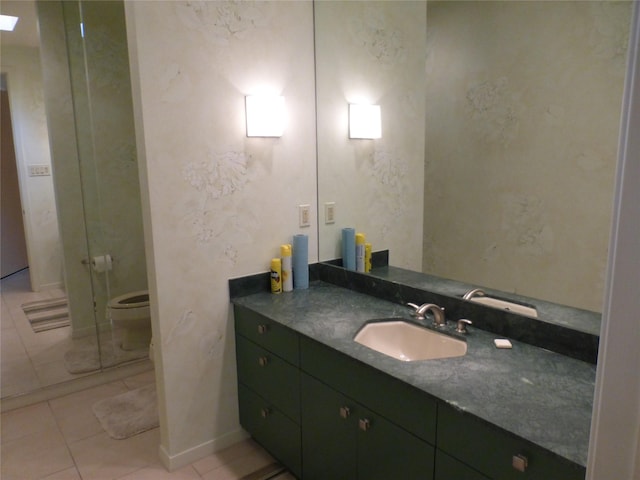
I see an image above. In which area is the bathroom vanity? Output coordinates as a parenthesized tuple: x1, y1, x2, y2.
(231, 274, 595, 480)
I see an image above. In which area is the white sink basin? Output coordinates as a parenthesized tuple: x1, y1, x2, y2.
(354, 320, 467, 362)
(469, 297, 538, 318)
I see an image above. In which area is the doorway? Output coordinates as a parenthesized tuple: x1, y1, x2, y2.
(1, 86, 29, 278)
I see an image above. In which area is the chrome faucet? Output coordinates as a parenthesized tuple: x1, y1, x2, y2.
(463, 288, 485, 300)
(407, 303, 446, 327)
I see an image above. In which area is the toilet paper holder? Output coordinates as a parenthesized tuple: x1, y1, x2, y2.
(81, 254, 114, 273)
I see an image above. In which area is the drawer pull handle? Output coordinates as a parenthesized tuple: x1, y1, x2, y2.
(512, 454, 528, 472)
(257, 324, 268, 334)
(358, 418, 371, 432)
(260, 408, 270, 418)
(258, 356, 269, 367)
(339, 406, 351, 419)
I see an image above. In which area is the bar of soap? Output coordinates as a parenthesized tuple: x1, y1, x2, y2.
(494, 339, 513, 349)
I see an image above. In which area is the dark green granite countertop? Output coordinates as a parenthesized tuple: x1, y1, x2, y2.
(232, 280, 596, 468)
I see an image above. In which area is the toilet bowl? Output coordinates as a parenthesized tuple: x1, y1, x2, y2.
(108, 290, 151, 351)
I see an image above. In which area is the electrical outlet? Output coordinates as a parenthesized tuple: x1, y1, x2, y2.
(299, 204, 311, 227)
(324, 202, 336, 224)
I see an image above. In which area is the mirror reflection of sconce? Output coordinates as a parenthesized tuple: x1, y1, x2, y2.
(245, 95, 286, 137)
(349, 104, 381, 139)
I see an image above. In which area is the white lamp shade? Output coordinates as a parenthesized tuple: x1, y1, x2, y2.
(245, 95, 286, 137)
(349, 104, 381, 139)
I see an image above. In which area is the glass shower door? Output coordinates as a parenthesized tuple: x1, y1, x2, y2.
(61, 0, 148, 371)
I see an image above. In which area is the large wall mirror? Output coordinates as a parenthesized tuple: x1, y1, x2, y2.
(316, 0, 632, 323)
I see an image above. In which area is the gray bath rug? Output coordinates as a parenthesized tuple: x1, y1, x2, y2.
(92, 384, 159, 439)
(22, 297, 70, 332)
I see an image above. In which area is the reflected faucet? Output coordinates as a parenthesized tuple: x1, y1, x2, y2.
(463, 288, 485, 300)
(407, 303, 446, 327)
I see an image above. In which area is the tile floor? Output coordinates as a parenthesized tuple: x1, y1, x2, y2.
(1, 370, 295, 480)
(1, 269, 80, 398)
(1, 269, 148, 403)
(2, 270, 295, 479)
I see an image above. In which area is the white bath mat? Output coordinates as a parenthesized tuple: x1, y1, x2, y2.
(92, 384, 159, 439)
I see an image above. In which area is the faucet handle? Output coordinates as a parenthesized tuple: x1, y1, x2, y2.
(407, 303, 425, 319)
(456, 319, 473, 333)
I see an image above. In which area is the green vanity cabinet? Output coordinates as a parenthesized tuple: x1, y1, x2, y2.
(300, 338, 436, 480)
(437, 404, 585, 480)
(301, 373, 435, 479)
(435, 450, 490, 480)
(236, 336, 300, 420)
(300, 336, 437, 445)
(300, 373, 358, 479)
(234, 305, 299, 364)
(234, 306, 302, 478)
(234, 304, 585, 480)
(238, 384, 301, 477)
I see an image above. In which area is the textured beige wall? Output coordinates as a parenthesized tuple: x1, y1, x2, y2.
(126, 0, 317, 466)
(423, 1, 630, 312)
(1, 46, 62, 291)
(316, 1, 426, 268)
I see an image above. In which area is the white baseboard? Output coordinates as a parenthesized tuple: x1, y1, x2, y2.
(39, 281, 64, 291)
(158, 428, 249, 471)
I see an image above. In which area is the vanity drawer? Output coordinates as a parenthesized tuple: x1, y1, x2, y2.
(300, 336, 437, 445)
(437, 404, 585, 480)
(234, 305, 299, 365)
(236, 335, 300, 421)
(238, 384, 301, 478)
(435, 450, 489, 480)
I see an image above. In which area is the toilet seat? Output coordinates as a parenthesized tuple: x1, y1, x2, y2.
(108, 290, 149, 309)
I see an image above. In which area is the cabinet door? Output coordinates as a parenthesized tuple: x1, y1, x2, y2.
(435, 450, 490, 480)
(300, 336, 437, 444)
(302, 373, 435, 480)
(234, 305, 299, 365)
(438, 404, 585, 480)
(301, 373, 358, 480)
(236, 336, 300, 420)
(357, 405, 435, 480)
(238, 384, 301, 478)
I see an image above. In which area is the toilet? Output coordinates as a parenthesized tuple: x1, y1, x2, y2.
(107, 290, 151, 351)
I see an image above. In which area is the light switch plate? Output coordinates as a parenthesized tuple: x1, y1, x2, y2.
(324, 202, 335, 224)
(299, 204, 310, 227)
(28, 164, 51, 176)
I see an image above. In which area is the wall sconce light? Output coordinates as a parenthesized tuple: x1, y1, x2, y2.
(0, 15, 19, 32)
(245, 95, 285, 137)
(349, 104, 381, 139)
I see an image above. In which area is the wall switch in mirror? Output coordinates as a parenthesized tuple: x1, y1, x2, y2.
(324, 202, 335, 224)
(299, 204, 311, 227)
(28, 164, 51, 176)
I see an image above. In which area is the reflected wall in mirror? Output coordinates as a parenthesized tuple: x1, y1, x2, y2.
(0, 0, 149, 402)
(316, 0, 632, 315)
(316, 1, 427, 269)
